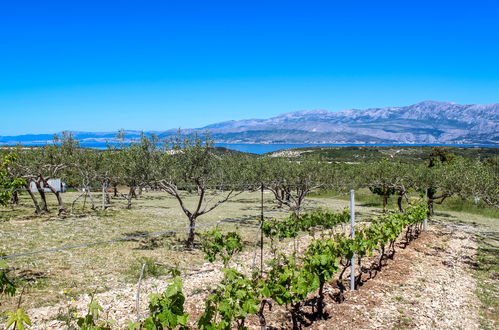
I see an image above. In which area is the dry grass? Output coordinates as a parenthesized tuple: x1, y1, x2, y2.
(0, 189, 352, 311)
(431, 209, 499, 329)
(2, 190, 496, 329)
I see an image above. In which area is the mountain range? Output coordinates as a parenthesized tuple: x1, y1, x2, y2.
(1, 101, 498, 145)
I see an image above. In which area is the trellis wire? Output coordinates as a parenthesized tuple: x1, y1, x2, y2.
(0, 184, 354, 260)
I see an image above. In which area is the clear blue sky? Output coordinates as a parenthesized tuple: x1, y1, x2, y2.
(1, 0, 498, 135)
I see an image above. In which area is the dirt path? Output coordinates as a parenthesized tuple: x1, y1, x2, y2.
(305, 223, 481, 329)
(25, 222, 481, 329)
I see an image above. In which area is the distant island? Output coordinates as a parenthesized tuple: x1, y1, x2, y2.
(1, 101, 498, 146)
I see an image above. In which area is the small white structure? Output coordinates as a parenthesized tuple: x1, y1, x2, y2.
(30, 179, 67, 193)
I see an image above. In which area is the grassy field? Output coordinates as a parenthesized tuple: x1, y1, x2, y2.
(1, 189, 365, 311)
(311, 187, 499, 219)
(1, 188, 497, 328)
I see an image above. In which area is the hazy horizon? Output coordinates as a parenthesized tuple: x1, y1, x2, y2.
(0, 100, 496, 137)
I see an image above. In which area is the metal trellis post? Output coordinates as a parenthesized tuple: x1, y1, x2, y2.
(260, 183, 264, 276)
(350, 189, 356, 291)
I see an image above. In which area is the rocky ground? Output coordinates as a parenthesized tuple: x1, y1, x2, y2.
(308, 222, 481, 330)
(23, 220, 483, 329)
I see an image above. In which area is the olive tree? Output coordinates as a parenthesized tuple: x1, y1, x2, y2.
(451, 157, 499, 209)
(114, 131, 158, 209)
(68, 147, 113, 213)
(13, 133, 78, 216)
(259, 157, 329, 216)
(419, 147, 457, 217)
(361, 159, 419, 212)
(0, 153, 25, 206)
(154, 134, 252, 248)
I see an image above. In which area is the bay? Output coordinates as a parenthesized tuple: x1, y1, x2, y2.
(1, 141, 497, 155)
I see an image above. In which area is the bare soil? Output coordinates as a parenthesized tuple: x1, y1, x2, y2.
(304, 223, 481, 330)
(23, 221, 481, 329)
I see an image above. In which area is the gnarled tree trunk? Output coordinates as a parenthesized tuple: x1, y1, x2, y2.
(43, 177, 66, 217)
(25, 182, 42, 214)
(397, 194, 404, 212)
(35, 180, 49, 213)
(383, 193, 389, 212)
(186, 215, 197, 249)
(10, 191, 18, 205)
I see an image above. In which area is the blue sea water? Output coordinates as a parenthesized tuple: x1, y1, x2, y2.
(2, 141, 497, 155)
(214, 143, 499, 154)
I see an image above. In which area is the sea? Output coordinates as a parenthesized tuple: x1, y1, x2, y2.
(2, 142, 498, 155)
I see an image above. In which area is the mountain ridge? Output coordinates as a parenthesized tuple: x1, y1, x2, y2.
(1, 101, 498, 145)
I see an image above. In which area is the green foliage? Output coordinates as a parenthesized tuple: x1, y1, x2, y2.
(302, 238, 341, 315)
(201, 229, 243, 267)
(263, 199, 428, 321)
(129, 257, 168, 281)
(262, 216, 300, 240)
(439, 196, 499, 219)
(0, 260, 16, 297)
(280, 145, 499, 164)
(298, 208, 350, 231)
(261, 254, 316, 306)
(1, 135, 460, 329)
(369, 185, 396, 198)
(125, 320, 141, 330)
(154, 132, 254, 248)
(76, 298, 113, 330)
(262, 209, 350, 239)
(450, 157, 499, 209)
(198, 268, 259, 330)
(259, 157, 337, 215)
(303, 238, 340, 285)
(5, 308, 32, 330)
(1, 261, 31, 330)
(428, 146, 456, 167)
(143, 277, 189, 330)
(0, 153, 25, 206)
(360, 201, 428, 251)
(157, 132, 252, 188)
(0, 197, 427, 329)
(115, 132, 159, 191)
(358, 158, 421, 211)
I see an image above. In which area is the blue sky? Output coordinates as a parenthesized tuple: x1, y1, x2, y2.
(1, 0, 498, 135)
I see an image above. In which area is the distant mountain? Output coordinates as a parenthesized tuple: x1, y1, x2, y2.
(165, 101, 499, 145)
(1, 101, 498, 145)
